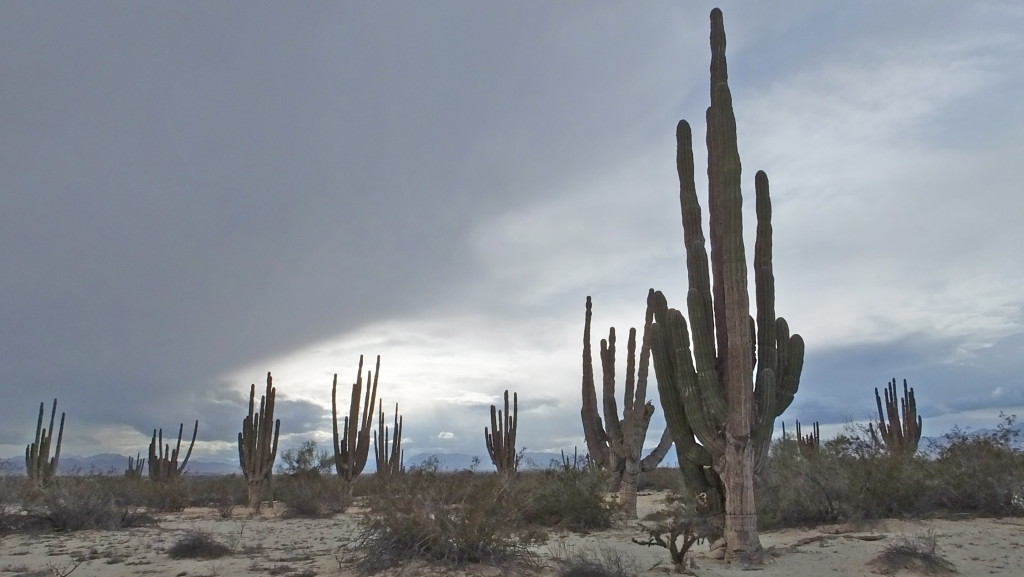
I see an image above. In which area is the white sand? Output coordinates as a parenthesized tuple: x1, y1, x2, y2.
(2, 492, 1022, 576)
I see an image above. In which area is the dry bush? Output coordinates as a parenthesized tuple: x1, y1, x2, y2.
(36, 479, 154, 531)
(355, 461, 542, 572)
(276, 472, 350, 518)
(637, 467, 683, 493)
(514, 461, 616, 532)
(929, 420, 1024, 515)
(548, 540, 639, 577)
(868, 531, 956, 575)
(167, 529, 233, 559)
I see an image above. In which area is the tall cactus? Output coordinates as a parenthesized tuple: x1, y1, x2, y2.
(148, 420, 198, 481)
(484, 390, 518, 481)
(581, 293, 673, 517)
(333, 355, 380, 498)
(649, 8, 804, 557)
(239, 373, 281, 511)
(25, 398, 65, 487)
(373, 402, 404, 480)
(869, 378, 922, 457)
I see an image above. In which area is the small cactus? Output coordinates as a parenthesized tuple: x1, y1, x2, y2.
(869, 378, 922, 457)
(148, 420, 198, 481)
(484, 390, 518, 480)
(25, 398, 65, 487)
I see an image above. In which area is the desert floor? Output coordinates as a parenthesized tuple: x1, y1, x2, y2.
(2, 492, 1022, 577)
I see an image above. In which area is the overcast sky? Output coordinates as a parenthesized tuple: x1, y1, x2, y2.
(3, 2, 1022, 468)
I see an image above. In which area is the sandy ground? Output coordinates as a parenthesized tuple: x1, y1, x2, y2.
(2, 492, 1022, 577)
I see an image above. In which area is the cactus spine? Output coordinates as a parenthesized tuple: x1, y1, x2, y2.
(484, 390, 518, 480)
(333, 355, 380, 498)
(374, 402, 404, 479)
(649, 8, 804, 557)
(239, 373, 281, 511)
(581, 293, 673, 518)
(25, 398, 65, 487)
(869, 378, 922, 457)
(148, 420, 198, 481)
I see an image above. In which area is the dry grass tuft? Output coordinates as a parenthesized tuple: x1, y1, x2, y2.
(868, 531, 957, 575)
(167, 530, 233, 560)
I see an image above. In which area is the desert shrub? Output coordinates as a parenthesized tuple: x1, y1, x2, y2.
(514, 460, 615, 532)
(637, 467, 684, 492)
(167, 529, 232, 559)
(37, 479, 153, 531)
(354, 460, 542, 572)
(756, 439, 845, 528)
(278, 440, 334, 477)
(868, 530, 956, 575)
(549, 541, 639, 577)
(276, 473, 349, 518)
(928, 419, 1024, 515)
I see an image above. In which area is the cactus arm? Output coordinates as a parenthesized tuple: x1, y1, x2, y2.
(581, 296, 611, 468)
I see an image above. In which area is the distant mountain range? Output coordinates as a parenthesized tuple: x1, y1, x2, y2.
(0, 451, 575, 477)
(5, 423, 1019, 476)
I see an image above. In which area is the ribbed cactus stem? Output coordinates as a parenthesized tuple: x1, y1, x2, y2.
(582, 292, 673, 517)
(373, 402, 404, 479)
(649, 8, 804, 558)
(25, 398, 65, 487)
(148, 420, 198, 482)
(869, 378, 922, 457)
(332, 355, 380, 480)
(484, 390, 518, 480)
(581, 296, 612, 471)
(238, 373, 281, 511)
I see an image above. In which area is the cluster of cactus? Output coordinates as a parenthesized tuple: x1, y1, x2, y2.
(125, 453, 145, 479)
(484, 389, 518, 480)
(239, 373, 281, 511)
(869, 378, 922, 457)
(647, 9, 804, 556)
(374, 402, 404, 479)
(149, 420, 198, 482)
(25, 398, 65, 487)
(795, 420, 820, 458)
(333, 355, 381, 497)
(581, 293, 672, 518)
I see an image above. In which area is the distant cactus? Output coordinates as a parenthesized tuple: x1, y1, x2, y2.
(374, 402, 404, 480)
(869, 378, 922, 457)
(484, 390, 518, 480)
(125, 453, 145, 480)
(239, 373, 281, 511)
(148, 420, 198, 481)
(333, 355, 380, 498)
(25, 398, 65, 487)
(795, 420, 820, 458)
